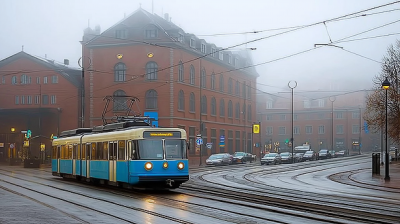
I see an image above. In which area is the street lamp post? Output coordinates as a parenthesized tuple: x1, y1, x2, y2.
(382, 78, 390, 181)
(288, 81, 297, 164)
(329, 96, 336, 154)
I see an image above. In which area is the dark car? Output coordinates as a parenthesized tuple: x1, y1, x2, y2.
(329, 150, 336, 158)
(319, 149, 332, 159)
(233, 152, 252, 163)
(261, 153, 281, 165)
(280, 152, 293, 163)
(295, 153, 304, 162)
(302, 151, 317, 161)
(206, 153, 231, 166)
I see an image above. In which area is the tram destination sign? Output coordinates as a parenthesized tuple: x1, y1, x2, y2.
(143, 131, 181, 138)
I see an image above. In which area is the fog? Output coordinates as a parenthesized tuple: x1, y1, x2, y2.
(1, 0, 400, 93)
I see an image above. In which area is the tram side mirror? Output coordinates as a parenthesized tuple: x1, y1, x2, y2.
(187, 141, 190, 151)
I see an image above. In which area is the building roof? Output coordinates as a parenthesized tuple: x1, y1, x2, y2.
(0, 51, 82, 88)
(83, 8, 258, 77)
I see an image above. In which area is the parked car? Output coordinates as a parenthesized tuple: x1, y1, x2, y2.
(319, 149, 332, 159)
(206, 153, 231, 166)
(261, 153, 281, 165)
(280, 152, 293, 163)
(233, 152, 253, 163)
(302, 151, 317, 161)
(335, 150, 346, 157)
(390, 148, 399, 161)
(329, 150, 336, 158)
(295, 153, 304, 162)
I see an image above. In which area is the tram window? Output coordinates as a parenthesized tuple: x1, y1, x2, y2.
(61, 145, 67, 159)
(129, 140, 138, 160)
(138, 140, 163, 160)
(109, 142, 117, 160)
(73, 145, 77, 159)
(165, 140, 185, 159)
(68, 145, 73, 159)
(57, 146, 61, 159)
(102, 142, 108, 160)
(96, 142, 104, 160)
(91, 143, 96, 160)
(85, 144, 91, 159)
(118, 141, 125, 160)
(52, 146, 57, 159)
(77, 144, 81, 159)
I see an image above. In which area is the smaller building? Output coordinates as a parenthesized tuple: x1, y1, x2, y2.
(0, 51, 81, 162)
(257, 90, 379, 153)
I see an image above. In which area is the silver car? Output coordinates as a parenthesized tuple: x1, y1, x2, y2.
(206, 154, 231, 166)
(261, 153, 281, 165)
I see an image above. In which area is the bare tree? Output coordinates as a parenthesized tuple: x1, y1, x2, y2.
(364, 40, 400, 143)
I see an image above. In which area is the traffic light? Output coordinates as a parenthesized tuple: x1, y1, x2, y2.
(27, 130, 32, 138)
(285, 139, 289, 144)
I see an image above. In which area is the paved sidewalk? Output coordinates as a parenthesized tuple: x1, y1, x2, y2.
(349, 161, 400, 189)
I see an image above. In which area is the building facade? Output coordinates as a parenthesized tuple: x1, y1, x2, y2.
(0, 51, 81, 162)
(257, 90, 380, 153)
(82, 9, 259, 165)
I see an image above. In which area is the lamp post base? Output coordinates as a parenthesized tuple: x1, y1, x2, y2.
(384, 153, 390, 182)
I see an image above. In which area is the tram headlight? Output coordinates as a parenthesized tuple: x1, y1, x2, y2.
(144, 162, 153, 171)
(177, 162, 184, 170)
(163, 162, 168, 169)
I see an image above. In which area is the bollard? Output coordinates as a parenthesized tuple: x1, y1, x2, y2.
(376, 153, 380, 174)
(372, 153, 377, 175)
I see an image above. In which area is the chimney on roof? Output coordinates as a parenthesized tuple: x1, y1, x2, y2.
(64, 59, 69, 65)
(164, 13, 169, 21)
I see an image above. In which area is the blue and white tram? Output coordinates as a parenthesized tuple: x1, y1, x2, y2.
(51, 123, 189, 189)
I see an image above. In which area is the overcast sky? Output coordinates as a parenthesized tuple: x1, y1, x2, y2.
(1, 0, 400, 93)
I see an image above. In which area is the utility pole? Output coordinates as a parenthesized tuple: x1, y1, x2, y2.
(199, 59, 203, 166)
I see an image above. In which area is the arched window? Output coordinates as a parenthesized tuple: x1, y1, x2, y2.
(211, 97, 216, 115)
(219, 99, 225, 117)
(11, 76, 17, 85)
(211, 73, 215, 90)
(248, 84, 251, 99)
(201, 68, 206, 88)
(247, 105, 252, 121)
(189, 92, 195, 112)
(178, 90, 185, 110)
(201, 95, 207, 114)
(114, 63, 126, 82)
(178, 61, 184, 82)
(235, 103, 240, 119)
(21, 74, 27, 84)
(146, 62, 158, 80)
(190, 65, 195, 85)
(228, 78, 233, 94)
(235, 80, 240, 96)
(145, 89, 158, 109)
(219, 75, 224, 92)
(113, 90, 127, 111)
(228, 100, 233, 118)
(242, 103, 246, 120)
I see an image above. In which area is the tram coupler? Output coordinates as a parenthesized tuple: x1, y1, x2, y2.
(166, 179, 175, 187)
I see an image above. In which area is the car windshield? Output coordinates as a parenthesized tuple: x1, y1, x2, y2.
(320, 150, 328, 153)
(304, 151, 313, 155)
(209, 154, 223, 159)
(234, 152, 245, 156)
(281, 152, 290, 156)
(296, 153, 303, 156)
(265, 153, 277, 157)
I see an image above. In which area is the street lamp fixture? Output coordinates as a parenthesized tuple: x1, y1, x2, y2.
(288, 81, 297, 163)
(10, 127, 15, 132)
(382, 78, 390, 181)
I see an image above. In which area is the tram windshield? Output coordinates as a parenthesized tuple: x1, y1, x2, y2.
(138, 139, 187, 160)
(165, 139, 186, 159)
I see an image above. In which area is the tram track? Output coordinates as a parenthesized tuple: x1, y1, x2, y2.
(0, 168, 298, 224)
(180, 156, 400, 224)
(0, 170, 194, 224)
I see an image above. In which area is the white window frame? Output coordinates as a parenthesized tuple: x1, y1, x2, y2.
(36, 77, 40, 84)
(211, 48, 216, 57)
(266, 127, 273, 135)
(52, 75, 58, 84)
(266, 101, 273, 109)
(44, 77, 48, 84)
(305, 126, 312, 134)
(201, 43, 206, 53)
(228, 54, 232, 64)
(51, 95, 57, 104)
(190, 38, 195, 48)
(278, 126, 286, 135)
(318, 125, 325, 134)
(219, 51, 223, 60)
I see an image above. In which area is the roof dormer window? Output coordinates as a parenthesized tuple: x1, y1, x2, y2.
(201, 43, 206, 53)
(234, 57, 239, 68)
(145, 25, 158, 38)
(190, 38, 195, 48)
(211, 48, 217, 57)
(228, 54, 232, 64)
(219, 51, 223, 60)
(178, 33, 184, 42)
(115, 29, 127, 39)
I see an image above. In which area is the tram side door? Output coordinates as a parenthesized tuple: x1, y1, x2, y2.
(109, 141, 117, 182)
(86, 143, 91, 178)
(57, 146, 61, 173)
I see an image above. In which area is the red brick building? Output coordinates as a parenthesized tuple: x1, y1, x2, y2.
(0, 51, 81, 162)
(257, 90, 380, 153)
(82, 8, 259, 164)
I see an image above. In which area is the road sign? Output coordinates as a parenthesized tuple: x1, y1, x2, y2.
(10, 143, 14, 149)
(220, 135, 225, 142)
(206, 143, 212, 149)
(253, 124, 260, 134)
(196, 138, 203, 146)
